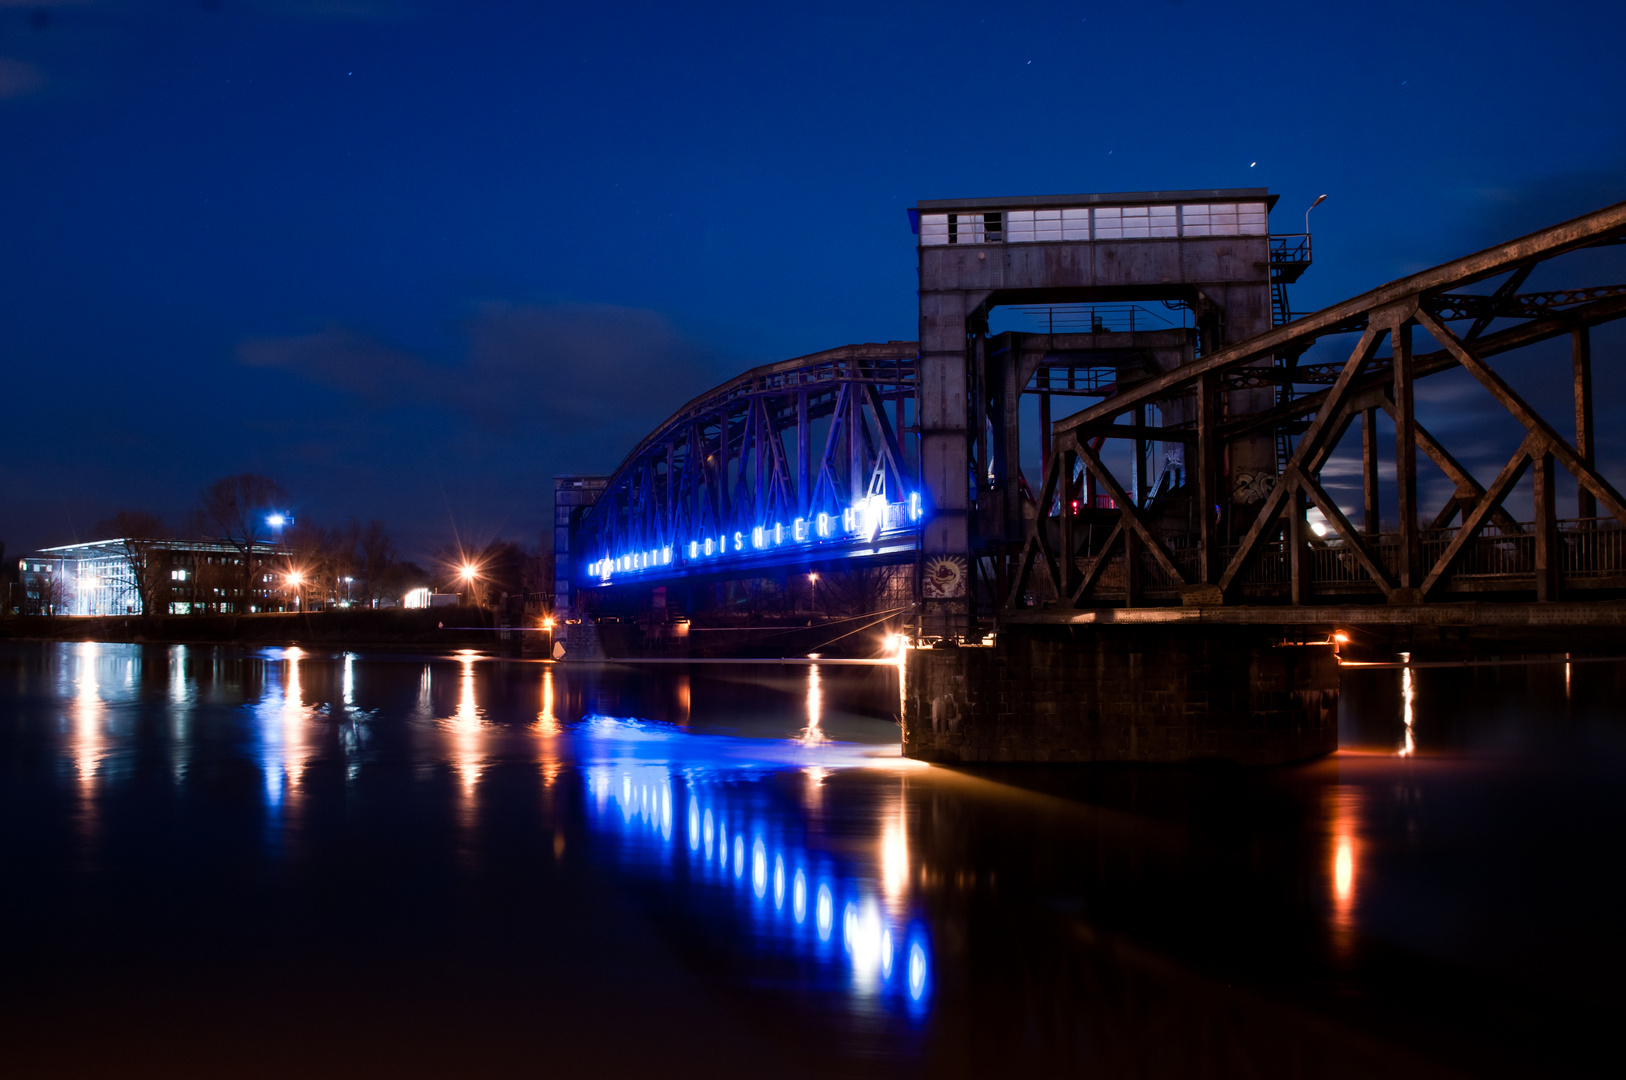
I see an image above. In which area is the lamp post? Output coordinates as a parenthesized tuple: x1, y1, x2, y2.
(1305, 193, 1327, 253)
(286, 570, 304, 613)
(459, 563, 480, 607)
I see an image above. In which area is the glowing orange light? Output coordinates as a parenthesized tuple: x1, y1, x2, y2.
(801, 664, 826, 745)
(1398, 651, 1415, 757)
(1333, 839, 1354, 900)
(542, 617, 554, 629)
(1333, 631, 1350, 644)
(459, 564, 478, 583)
(286, 571, 305, 588)
(1327, 785, 1363, 961)
(453, 654, 482, 794)
(880, 799, 909, 909)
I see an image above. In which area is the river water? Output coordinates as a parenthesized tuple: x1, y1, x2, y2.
(0, 640, 1620, 1077)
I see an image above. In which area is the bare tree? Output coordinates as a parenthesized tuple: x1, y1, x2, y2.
(0, 539, 13, 614)
(199, 474, 288, 614)
(25, 565, 69, 615)
(92, 510, 168, 615)
(328, 520, 361, 606)
(180, 508, 211, 541)
(281, 519, 327, 610)
(378, 560, 430, 607)
(360, 520, 394, 606)
(520, 540, 553, 607)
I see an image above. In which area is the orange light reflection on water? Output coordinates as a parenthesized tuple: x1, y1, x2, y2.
(1397, 652, 1416, 757)
(1326, 783, 1364, 961)
(879, 782, 910, 913)
(801, 664, 826, 745)
(72, 642, 105, 796)
(451, 652, 483, 795)
(535, 666, 561, 786)
(282, 648, 308, 788)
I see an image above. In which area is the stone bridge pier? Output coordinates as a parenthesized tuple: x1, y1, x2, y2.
(903, 625, 1339, 765)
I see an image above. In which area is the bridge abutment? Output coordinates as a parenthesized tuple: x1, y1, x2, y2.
(903, 625, 1338, 765)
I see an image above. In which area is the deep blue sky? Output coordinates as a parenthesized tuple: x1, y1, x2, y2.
(4, 0, 1625, 560)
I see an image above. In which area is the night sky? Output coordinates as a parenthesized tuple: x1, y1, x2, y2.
(3, 0, 1624, 561)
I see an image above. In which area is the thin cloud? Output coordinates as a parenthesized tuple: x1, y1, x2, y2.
(237, 326, 422, 404)
(0, 58, 45, 99)
(244, 0, 426, 19)
(236, 301, 732, 472)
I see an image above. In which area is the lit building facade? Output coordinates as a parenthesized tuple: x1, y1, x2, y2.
(20, 539, 289, 616)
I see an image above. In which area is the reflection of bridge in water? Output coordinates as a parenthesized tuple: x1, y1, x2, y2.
(558, 188, 1626, 764)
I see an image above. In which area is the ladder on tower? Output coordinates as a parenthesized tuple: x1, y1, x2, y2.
(1268, 235, 1313, 474)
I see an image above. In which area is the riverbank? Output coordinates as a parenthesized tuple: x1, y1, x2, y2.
(0, 608, 514, 647)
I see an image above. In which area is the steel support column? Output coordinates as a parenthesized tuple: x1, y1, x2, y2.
(1390, 317, 1421, 595)
(1573, 326, 1596, 520)
(1196, 372, 1219, 585)
(1361, 406, 1380, 537)
(1289, 485, 1312, 606)
(1534, 450, 1560, 601)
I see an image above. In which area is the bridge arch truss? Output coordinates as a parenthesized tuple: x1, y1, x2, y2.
(576, 342, 922, 590)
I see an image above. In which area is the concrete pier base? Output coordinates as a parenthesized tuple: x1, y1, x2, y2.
(903, 625, 1338, 765)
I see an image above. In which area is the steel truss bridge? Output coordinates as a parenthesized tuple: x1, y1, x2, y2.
(575, 343, 921, 589)
(1015, 200, 1626, 613)
(571, 198, 1626, 625)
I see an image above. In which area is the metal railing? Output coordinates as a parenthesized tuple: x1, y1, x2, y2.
(995, 303, 1190, 336)
(1054, 518, 1626, 602)
(1204, 519, 1626, 592)
(1269, 234, 1310, 266)
(1560, 520, 1626, 577)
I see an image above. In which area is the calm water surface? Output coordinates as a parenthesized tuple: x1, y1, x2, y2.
(0, 641, 1622, 1077)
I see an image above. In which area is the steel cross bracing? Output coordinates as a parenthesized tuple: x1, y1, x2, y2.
(1008, 198, 1626, 611)
(578, 342, 921, 585)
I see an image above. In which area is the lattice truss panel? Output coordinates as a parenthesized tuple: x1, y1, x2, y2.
(1012, 200, 1626, 609)
(579, 344, 917, 581)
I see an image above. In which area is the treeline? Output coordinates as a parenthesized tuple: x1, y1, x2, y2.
(13, 472, 551, 615)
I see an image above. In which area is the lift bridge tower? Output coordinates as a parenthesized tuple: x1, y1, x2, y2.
(913, 188, 1302, 638)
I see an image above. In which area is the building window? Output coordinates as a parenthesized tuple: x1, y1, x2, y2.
(919, 212, 995, 245)
(1178, 202, 1268, 237)
(931, 201, 1271, 245)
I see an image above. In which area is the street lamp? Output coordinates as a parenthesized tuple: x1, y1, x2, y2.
(286, 570, 305, 612)
(1305, 193, 1327, 239)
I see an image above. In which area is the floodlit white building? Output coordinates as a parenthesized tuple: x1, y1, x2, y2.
(20, 539, 288, 616)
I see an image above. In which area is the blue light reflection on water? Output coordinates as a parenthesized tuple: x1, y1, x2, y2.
(576, 716, 933, 1017)
(46, 645, 933, 1026)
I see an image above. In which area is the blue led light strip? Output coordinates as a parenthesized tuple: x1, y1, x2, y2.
(587, 492, 923, 583)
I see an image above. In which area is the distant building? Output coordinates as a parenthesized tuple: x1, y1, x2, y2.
(553, 475, 607, 619)
(402, 588, 460, 609)
(19, 539, 290, 616)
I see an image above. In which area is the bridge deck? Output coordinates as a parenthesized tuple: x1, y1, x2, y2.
(1004, 599, 1626, 628)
